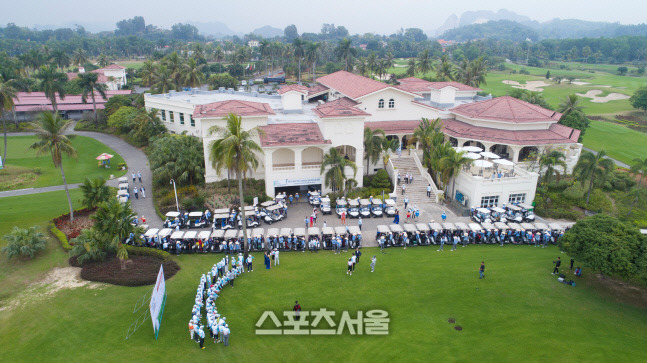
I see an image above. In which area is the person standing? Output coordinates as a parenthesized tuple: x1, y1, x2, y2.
(295, 193, 299, 204)
(304, 217, 309, 229)
(552, 257, 561, 275)
(264, 252, 271, 269)
(393, 210, 400, 224)
(133, 186, 139, 200)
(427, 184, 432, 198)
(404, 196, 409, 210)
(289, 195, 293, 205)
(441, 211, 447, 221)
(354, 248, 361, 264)
(358, 217, 362, 231)
(198, 326, 206, 349)
(401, 183, 406, 195)
(438, 235, 445, 251)
(310, 215, 314, 227)
(341, 211, 346, 225)
(479, 261, 485, 279)
(347, 258, 353, 276)
(570, 258, 575, 270)
(137, 171, 142, 183)
(140, 186, 146, 199)
(247, 255, 253, 272)
(451, 235, 458, 251)
(370, 255, 377, 272)
(351, 254, 357, 272)
(293, 301, 302, 321)
(132, 172, 136, 182)
(274, 249, 280, 266)
(221, 324, 230, 347)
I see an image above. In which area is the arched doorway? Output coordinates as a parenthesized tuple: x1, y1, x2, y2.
(272, 148, 295, 170)
(301, 147, 323, 169)
(463, 140, 485, 150)
(449, 137, 458, 147)
(489, 144, 511, 159)
(519, 146, 539, 162)
(335, 145, 357, 162)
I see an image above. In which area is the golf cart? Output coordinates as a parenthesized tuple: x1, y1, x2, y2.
(211, 229, 225, 252)
(415, 223, 431, 245)
(389, 224, 405, 247)
(224, 229, 241, 254)
(118, 182, 129, 192)
(189, 211, 209, 228)
(293, 227, 306, 251)
(371, 199, 384, 217)
(170, 231, 185, 253)
(490, 207, 508, 223)
(307, 227, 321, 252)
(198, 231, 212, 253)
(309, 191, 321, 206)
(321, 226, 335, 249)
(320, 197, 332, 214)
(266, 228, 280, 250)
(263, 204, 285, 225)
(213, 213, 234, 230)
(251, 228, 265, 251)
(376, 225, 392, 247)
(348, 226, 362, 248)
(183, 231, 198, 253)
(347, 199, 360, 218)
(359, 199, 372, 218)
(472, 208, 492, 224)
(279, 228, 293, 250)
(518, 203, 536, 222)
(164, 211, 183, 229)
(429, 222, 443, 245)
(143, 228, 159, 248)
(238, 206, 260, 229)
(384, 199, 396, 218)
(158, 228, 173, 251)
(335, 226, 349, 249)
(505, 205, 523, 223)
(403, 224, 419, 246)
(335, 199, 347, 218)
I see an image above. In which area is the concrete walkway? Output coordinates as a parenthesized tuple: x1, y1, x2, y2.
(582, 147, 630, 168)
(2, 128, 163, 227)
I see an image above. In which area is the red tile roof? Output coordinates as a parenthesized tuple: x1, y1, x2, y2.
(442, 119, 579, 145)
(13, 90, 132, 112)
(277, 84, 309, 95)
(193, 100, 274, 118)
(313, 97, 370, 118)
(101, 64, 126, 70)
(66, 69, 110, 83)
(396, 77, 480, 92)
(259, 123, 331, 147)
(365, 120, 421, 135)
(451, 96, 561, 123)
(307, 84, 329, 97)
(316, 71, 388, 99)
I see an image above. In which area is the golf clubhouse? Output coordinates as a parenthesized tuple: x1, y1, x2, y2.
(144, 71, 582, 207)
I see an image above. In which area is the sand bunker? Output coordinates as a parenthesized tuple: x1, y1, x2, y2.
(502, 80, 550, 92)
(576, 90, 630, 103)
(571, 80, 591, 85)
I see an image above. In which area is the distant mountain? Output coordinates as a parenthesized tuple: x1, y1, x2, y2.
(252, 25, 283, 38)
(434, 14, 459, 37)
(191, 21, 240, 38)
(458, 9, 534, 27)
(530, 19, 647, 39)
(439, 20, 539, 42)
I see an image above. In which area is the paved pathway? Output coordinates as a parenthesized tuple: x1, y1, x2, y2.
(582, 147, 630, 168)
(2, 128, 163, 227)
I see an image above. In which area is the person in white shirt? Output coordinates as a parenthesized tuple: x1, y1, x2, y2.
(347, 258, 353, 276)
(371, 255, 377, 272)
(221, 324, 230, 346)
(351, 254, 357, 272)
(274, 249, 280, 265)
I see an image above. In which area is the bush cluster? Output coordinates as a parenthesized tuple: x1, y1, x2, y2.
(49, 223, 71, 251)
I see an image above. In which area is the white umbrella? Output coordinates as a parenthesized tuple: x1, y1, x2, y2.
(473, 160, 493, 168)
(480, 151, 500, 159)
(493, 159, 515, 166)
(462, 146, 483, 152)
(453, 147, 465, 152)
(463, 152, 481, 160)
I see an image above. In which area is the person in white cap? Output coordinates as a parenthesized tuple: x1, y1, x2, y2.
(274, 248, 280, 266)
(222, 324, 230, 346)
(198, 326, 206, 349)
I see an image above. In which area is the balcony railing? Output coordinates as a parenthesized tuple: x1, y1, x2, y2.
(301, 163, 321, 170)
(273, 164, 295, 171)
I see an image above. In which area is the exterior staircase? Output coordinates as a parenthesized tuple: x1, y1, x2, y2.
(390, 156, 437, 210)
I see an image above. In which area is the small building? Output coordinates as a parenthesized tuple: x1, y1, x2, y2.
(11, 90, 132, 121)
(67, 64, 127, 91)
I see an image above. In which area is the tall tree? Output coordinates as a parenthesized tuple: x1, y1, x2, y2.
(292, 38, 306, 83)
(79, 177, 111, 209)
(97, 54, 110, 68)
(405, 58, 416, 77)
(440, 149, 472, 200)
(72, 48, 88, 67)
(208, 113, 264, 259)
(93, 198, 141, 265)
(630, 157, 647, 187)
(416, 49, 433, 75)
(78, 72, 108, 121)
(335, 38, 357, 72)
(539, 150, 567, 184)
(367, 52, 378, 77)
(364, 127, 385, 175)
(305, 42, 321, 82)
(0, 76, 17, 164)
(354, 57, 368, 77)
(629, 87, 647, 114)
(574, 150, 615, 204)
(320, 147, 357, 193)
(29, 112, 77, 221)
(153, 65, 174, 93)
(51, 49, 70, 70)
(434, 54, 454, 81)
(182, 58, 205, 88)
(558, 94, 583, 117)
(139, 60, 156, 87)
(380, 137, 399, 169)
(36, 65, 67, 113)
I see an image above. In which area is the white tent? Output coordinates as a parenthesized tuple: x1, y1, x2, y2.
(473, 160, 493, 168)
(480, 151, 500, 159)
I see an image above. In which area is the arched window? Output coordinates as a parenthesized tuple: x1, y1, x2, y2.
(378, 99, 384, 108)
(388, 98, 395, 108)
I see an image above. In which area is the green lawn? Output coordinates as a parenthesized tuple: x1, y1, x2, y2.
(0, 189, 83, 305)
(0, 246, 645, 361)
(0, 135, 126, 190)
(581, 120, 647, 166)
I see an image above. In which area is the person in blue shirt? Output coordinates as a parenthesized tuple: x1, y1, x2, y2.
(441, 211, 447, 221)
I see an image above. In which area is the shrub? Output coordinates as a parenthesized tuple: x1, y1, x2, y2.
(563, 183, 586, 200)
(2, 226, 47, 259)
(125, 245, 172, 261)
(371, 169, 392, 189)
(107, 106, 139, 134)
(49, 223, 71, 251)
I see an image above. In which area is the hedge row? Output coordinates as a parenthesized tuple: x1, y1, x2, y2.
(49, 223, 72, 251)
(125, 245, 172, 261)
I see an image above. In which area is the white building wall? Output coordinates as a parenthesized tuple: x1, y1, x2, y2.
(281, 92, 304, 111)
(356, 88, 438, 121)
(453, 170, 539, 208)
(454, 114, 554, 131)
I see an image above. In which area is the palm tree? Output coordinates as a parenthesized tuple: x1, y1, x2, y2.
(364, 127, 385, 175)
(412, 117, 443, 151)
(630, 157, 647, 187)
(213, 46, 225, 73)
(558, 94, 583, 117)
(72, 48, 88, 67)
(182, 58, 205, 88)
(435, 54, 454, 81)
(97, 54, 110, 68)
(405, 58, 416, 77)
(384, 52, 395, 69)
(29, 112, 77, 221)
(440, 149, 472, 201)
(36, 65, 67, 113)
(139, 60, 156, 87)
(0, 76, 17, 164)
(1, 226, 46, 259)
(78, 72, 108, 121)
(208, 113, 264, 258)
(93, 198, 141, 265)
(539, 150, 567, 184)
(79, 177, 111, 209)
(416, 49, 433, 76)
(376, 59, 389, 80)
(321, 147, 357, 193)
(380, 137, 400, 169)
(367, 52, 378, 77)
(305, 42, 321, 82)
(292, 38, 306, 83)
(574, 150, 615, 204)
(457, 57, 488, 87)
(354, 57, 369, 77)
(153, 65, 174, 93)
(335, 38, 357, 71)
(164, 52, 184, 89)
(51, 49, 70, 70)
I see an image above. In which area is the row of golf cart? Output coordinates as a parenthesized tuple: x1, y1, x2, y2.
(375, 220, 568, 247)
(471, 203, 535, 224)
(137, 225, 362, 254)
(162, 200, 289, 230)
(328, 197, 397, 219)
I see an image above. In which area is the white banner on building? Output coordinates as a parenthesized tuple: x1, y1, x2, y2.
(273, 177, 321, 187)
(150, 264, 166, 339)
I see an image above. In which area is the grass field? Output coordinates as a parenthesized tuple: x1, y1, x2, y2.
(581, 120, 647, 165)
(0, 135, 126, 191)
(0, 246, 645, 362)
(0, 189, 83, 304)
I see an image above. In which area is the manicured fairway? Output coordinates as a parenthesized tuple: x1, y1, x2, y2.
(1, 246, 646, 362)
(0, 135, 126, 190)
(581, 120, 647, 166)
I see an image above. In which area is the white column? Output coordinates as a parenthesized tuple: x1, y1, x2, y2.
(510, 145, 522, 162)
(294, 147, 302, 169)
(264, 150, 275, 197)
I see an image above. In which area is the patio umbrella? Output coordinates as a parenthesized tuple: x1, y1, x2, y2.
(462, 146, 483, 152)
(96, 153, 114, 160)
(463, 152, 481, 160)
(473, 160, 493, 168)
(493, 159, 515, 166)
(480, 151, 500, 159)
(453, 147, 465, 152)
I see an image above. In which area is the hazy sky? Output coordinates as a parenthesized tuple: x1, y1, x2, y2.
(2, 0, 646, 34)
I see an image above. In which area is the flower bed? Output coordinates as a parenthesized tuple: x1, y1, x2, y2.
(53, 208, 96, 240)
(75, 254, 180, 286)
